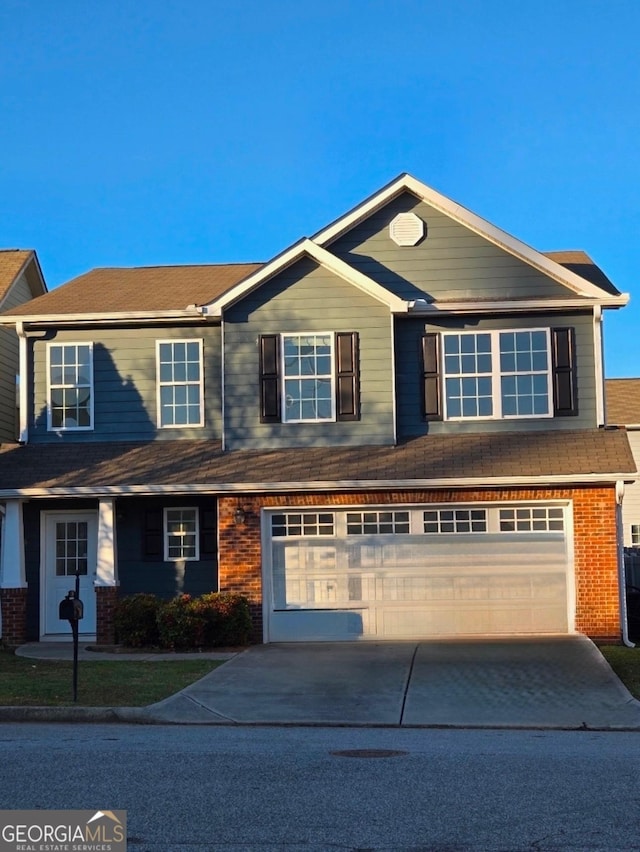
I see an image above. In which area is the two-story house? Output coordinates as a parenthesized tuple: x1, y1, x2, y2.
(0, 175, 635, 647)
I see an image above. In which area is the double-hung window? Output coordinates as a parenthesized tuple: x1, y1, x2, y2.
(259, 331, 360, 423)
(157, 340, 204, 428)
(283, 333, 334, 422)
(442, 329, 552, 420)
(47, 342, 94, 430)
(164, 507, 199, 561)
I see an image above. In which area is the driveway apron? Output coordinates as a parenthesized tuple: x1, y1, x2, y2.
(147, 636, 640, 728)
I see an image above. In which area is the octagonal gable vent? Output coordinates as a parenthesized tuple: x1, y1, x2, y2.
(389, 212, 426, 247)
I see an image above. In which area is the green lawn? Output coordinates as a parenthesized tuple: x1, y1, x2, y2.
(599, 645, 640, 699)
(0, 649, 222, 706)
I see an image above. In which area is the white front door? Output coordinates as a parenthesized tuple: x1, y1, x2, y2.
(42, 512, 98, 637)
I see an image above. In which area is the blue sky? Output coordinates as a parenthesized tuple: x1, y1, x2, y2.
(1, 0, 639, 375)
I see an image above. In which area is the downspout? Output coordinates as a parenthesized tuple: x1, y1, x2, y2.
(616, 480, 635, 647)
(17, 322, 28, 443)
(594, 306, 605, 426)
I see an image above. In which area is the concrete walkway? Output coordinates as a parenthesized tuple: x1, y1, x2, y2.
(8, 636, 640, 729)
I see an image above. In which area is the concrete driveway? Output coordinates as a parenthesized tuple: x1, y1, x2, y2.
(147, 635, 640, 729)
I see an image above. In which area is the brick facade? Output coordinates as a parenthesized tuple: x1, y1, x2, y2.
(0, 587, 28, 646)
(95, 585, 119, 645)
(218, 486, 621, 643)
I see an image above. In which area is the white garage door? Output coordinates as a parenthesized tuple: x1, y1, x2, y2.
(265, 504, 570, 642)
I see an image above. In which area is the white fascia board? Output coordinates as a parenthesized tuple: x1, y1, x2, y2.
(406, 296, 628, 316)
(203, 238, 407, 316)
(313, 173, 626, 302)
(0, 309, 208, 327)
(0, 472, 633, 499)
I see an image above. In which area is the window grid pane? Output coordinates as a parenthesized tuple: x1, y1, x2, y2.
(49, 344, 92, 430)
(54, 521, 89, 576)
(443, 329, 551, 421)
(282, 334, 333, 422)
(271, 513, 335, 537)
(165, 508, 199, 559)
(631, 525, 640, 546)
(499, 506, 564, 533)
(346, 511, 410, 535)
(423, 508, 487, 534)
(158, 341, 203, 427)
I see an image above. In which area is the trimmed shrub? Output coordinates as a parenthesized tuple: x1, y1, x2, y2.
(113, 593, 162, 648)
(156, 594, 208, 651)
(194, 593, 253, 647)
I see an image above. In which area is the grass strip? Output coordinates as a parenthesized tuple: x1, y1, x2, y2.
(599, 645, 640, 699)
(0, 650, 221, 707)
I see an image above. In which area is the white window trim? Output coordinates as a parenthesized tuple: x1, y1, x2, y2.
(46, 341, 94, 432)
(441, 328, 553, 421)
(163, 507, 200, 562)
(281, 332, 336, 424)
(156, 339, 205, 429)
(631, 524, 640, 547)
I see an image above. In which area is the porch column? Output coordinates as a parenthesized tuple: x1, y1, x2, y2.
(0, 499, 28, 646)
(94, 498, 119, 645)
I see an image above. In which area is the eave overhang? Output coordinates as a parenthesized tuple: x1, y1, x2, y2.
(0, 472, 633, 500)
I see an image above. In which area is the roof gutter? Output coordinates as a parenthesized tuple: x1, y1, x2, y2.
(0, 472, 634, 500)
(406, 296, 629, 315)
(0, 310, 209, 327)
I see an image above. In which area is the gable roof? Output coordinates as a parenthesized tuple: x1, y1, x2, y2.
(312, 174, 627, 305)
(0, 428, 634, 497)
(0, 262, 262, 321)
(606, 378, 640, 426)
(0, 249, 47, 306)
(202, 238, 409, 316)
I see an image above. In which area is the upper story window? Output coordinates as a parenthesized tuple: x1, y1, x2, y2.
(631, 524, 640, 547)
(442, 329, 552, 420)
(259, 332, 360, 424)
(157, 340, 204, 428)
(47, 343, 93, 431)
(283, 333, 334, 422)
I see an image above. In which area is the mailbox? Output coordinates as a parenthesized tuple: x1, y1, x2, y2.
(59, 591, 84, 621)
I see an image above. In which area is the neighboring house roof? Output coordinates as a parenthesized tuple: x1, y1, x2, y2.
(0, 249, 47, 306)
(0, 429, 634, 496)
(606, 378, 640, 426)
(1, 262, 262, 318)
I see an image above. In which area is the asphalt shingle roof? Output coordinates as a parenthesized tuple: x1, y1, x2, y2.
(606, 378, 640, 425)
(543, 251, 620, 296)
(2, 263, 263, 316)
(0, 429, 634, 494)
(0, 250, 33, 302)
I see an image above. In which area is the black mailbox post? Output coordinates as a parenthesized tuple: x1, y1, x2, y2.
(58, 570, 83, 702)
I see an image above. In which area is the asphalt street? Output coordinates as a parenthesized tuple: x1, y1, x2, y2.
(0, 723, 638, 851)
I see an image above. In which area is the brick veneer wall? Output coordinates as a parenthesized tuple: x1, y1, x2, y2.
(218, 486, 621, 643)
(0, 587, 28, 646)
(95, 586, 119, 645)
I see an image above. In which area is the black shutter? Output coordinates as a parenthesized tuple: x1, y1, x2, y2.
(259, 334, 281, 423)
(335, 332, 360, 421)
(143, 509, 163, 560)
(200, 507, 217, 558)
(551, 327, 577, 416)
(422, 333, 442, 420)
